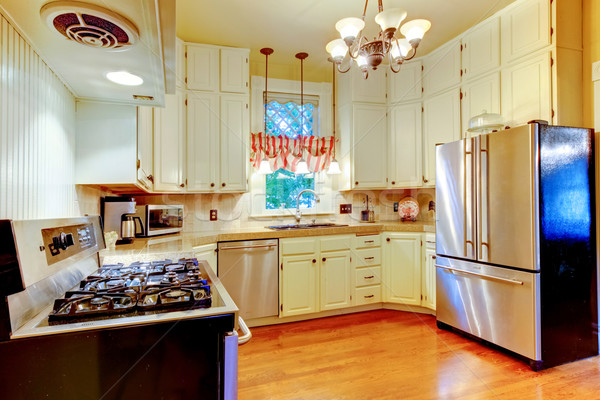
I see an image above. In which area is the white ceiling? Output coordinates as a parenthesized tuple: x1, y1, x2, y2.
(176, 0, 518, 73)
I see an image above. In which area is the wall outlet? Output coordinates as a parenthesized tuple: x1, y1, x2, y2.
(393, 202, 399, 212)
(340, 204, 352, 214)
(210, 209, 218, 221)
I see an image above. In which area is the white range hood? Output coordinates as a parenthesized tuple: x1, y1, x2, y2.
(0, 0, 175, 106)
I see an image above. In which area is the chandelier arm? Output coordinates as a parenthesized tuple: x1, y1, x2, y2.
(336, 62, 352, 74)
(403, 46, 419, 62)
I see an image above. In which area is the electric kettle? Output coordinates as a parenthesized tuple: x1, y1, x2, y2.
(117, 214, 142, 244)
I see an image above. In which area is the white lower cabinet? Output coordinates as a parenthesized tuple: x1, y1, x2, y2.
(382, 232, 422, 306)
(353, 234, 382, 306)
(280, 235, 352, 317)
(193, 243, 217, 274)
(422, 234, 436, 311)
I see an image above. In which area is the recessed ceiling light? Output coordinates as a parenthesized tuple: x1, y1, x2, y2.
(106, 71, 143, 86)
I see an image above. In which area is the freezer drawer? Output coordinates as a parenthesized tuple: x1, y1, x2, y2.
(436, 256, 540, 360)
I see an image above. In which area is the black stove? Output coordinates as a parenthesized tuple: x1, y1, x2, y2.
(48, 258, 212, 321)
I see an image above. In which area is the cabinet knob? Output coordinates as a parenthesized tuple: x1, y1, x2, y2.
(221, 183, 226, 187)
(147, 174, 154, 183)
(391, 181, 395, 185)
(355, 181, 359, 185)
(210, 183, 215, 187)
(312, 259, 316, 263)
(179, 183, 185, 188)
(386, 238, 391, 242)
(423, 176, 428, 183)
(322, 257, 326, 262)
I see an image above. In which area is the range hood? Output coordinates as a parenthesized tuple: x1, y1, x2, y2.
(0, 0, 175, 106)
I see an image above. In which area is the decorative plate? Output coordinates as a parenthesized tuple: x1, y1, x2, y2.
(398, 197, 419, 222)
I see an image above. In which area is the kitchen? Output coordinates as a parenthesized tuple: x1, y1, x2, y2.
(1, 0, 600, 398)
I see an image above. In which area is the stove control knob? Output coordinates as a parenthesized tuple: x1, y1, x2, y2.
(53, 232, 75, 251)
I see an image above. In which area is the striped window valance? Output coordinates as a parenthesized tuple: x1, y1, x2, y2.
(250, 133, 334, 173)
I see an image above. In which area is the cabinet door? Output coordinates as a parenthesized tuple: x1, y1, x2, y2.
(320, 250, 352, 311)
(137, 106, 154, 191)
(389, 60, 422, 103)
(501, 52, 551, 127)
(461, 72, 501, 136)
(281, 255, 318, 317)
(501, 0, 551, 64)
(462, 17, 500, 80)
(389, 102, 422, 187)
(219, 94, 249, 191)
(187, 93, 219, 191)
(422, 88, 461, 185)
(422, 248, 436, 310)
(153, 91, 186, 192)
(186, 45, 218, 92)
(423, 39, 461, 96)
(193, 244, 217, 274)
(220, 48, 249, 94)
(352, 67, 387, 103)
(352, 104, 387, 188)
(382, 233, 422, 306)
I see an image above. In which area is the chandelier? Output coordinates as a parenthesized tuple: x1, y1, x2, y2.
(326, 0, 431, 79)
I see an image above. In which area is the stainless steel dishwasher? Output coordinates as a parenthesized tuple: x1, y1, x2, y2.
(217, 239, 279, 320)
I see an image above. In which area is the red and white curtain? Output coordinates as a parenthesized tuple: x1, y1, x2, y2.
(250, 133, 335, 173)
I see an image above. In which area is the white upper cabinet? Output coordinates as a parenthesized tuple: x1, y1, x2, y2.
(501, 0, 551, 64)
(219, 94, 249, 191)
(339, 67, 387, 104)
(153, 91, 186, 192)
(176, 37, 185, 89)
(187, 93, 219, 191)
(136, 106, 154, 191)
(389, 102, 422, 187)
(352, 104, 388, 188)
(422, 88, 461, 186)
(389, 60, 422, 103)
(501, 51, 552, 127)
(220, 48, 249, 93)
(423, 39, 462, 96)
(462, 17, 500, 80)
(186, 45, 219, 92)
(461, 72, 501, 136)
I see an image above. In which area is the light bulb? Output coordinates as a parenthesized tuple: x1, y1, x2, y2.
(335, 17, 365, 43)
(106, 71, 143, 86)
(355, 55, 368, 68)
(257, 159, 273, 174)
(375, 8, 407, 32)
(400, 19, 431, 42)
(295, 158, 310, 175)
(327, 159, 342, 175)
(326, 39, 349, 62)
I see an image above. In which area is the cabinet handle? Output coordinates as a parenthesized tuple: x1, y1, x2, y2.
(322, 257, 326, 262)
(364, 240, 374, 244)
(221, 183, 226, 187)
(365, 257, 374, 260)
(423, 176, 428, 183)
(312, 259, 316, 263)
(364, 275, 374, 279)
(386, 238, 391, 242)
(364, 295, 374, 299)
(210, 183, 215, 187)
(179, 183, 185, 188)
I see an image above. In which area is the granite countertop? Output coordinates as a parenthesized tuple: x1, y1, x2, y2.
(100, 221, 435, 257)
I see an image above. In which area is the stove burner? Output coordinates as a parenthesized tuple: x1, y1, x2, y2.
(90, 297, 110, 306)
(165, 289, 186, 298)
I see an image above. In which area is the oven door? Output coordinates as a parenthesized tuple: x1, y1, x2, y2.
(147, 205, 183, 236)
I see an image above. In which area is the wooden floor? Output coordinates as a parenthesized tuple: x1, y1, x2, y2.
(238, 309, 600, 400)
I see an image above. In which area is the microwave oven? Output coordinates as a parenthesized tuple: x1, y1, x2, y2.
(134, 205, 184, 237)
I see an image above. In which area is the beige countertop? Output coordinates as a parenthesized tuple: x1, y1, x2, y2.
(100, 221, 435, 258)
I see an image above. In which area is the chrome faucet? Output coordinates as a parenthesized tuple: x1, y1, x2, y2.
(295, 189, 320, 223)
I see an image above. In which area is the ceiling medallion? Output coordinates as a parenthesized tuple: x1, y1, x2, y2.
(326, 0, 431, 79)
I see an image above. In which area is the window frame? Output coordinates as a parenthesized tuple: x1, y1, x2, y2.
(249, 76, 333, 218)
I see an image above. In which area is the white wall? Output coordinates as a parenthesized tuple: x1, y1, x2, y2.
(0, 13, 78, 219)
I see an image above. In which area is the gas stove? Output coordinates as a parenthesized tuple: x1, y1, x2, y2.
(49, 258, 212, 322)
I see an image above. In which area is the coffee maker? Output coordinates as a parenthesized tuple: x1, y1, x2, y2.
(101, 197, 138, 245)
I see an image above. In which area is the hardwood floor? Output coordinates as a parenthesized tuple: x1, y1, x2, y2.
(238, 309, 600, 399)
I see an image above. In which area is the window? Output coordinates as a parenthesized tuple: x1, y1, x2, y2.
(265, 99, 317, 210)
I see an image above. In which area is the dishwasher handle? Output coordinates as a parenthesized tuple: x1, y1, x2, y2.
(219, 244, 277, 251)
(238, 317, 252, 344)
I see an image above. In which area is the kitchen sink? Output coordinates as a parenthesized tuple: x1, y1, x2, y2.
(266, 223, 348, 230)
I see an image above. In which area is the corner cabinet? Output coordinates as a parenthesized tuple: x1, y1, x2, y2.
(389, 102, 422, 187)
(219, 94, 249, 191)
(382, 232, 422, 306)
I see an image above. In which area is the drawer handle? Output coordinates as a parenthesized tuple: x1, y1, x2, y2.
(364, 257, 375, 260)
(364, 294, 374, 299)
(438, 266, 524, 285)
(364, 275, 374, 279)
(364, 240, 374, 244)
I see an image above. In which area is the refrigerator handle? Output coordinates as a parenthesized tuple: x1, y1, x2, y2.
(464, 138, 474, 258)
(478, 135, 489, 262)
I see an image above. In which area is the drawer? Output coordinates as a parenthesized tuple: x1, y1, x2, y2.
(425, 233, 436, 249)
(355, 266, 381, 287)
(355, 286, 381, 305)
(320, 235, 351, 252)
(353, 234, 381, 248)
(354, 248, 381, 267)
(280, 237, 318, 255)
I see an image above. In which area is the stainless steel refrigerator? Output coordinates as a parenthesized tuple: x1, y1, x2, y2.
(435, 121, 598, 370)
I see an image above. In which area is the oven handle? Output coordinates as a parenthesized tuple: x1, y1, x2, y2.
(219, 244, 276, 251)
(437, 265, 524, 285)
(238, 316, 252, 344)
